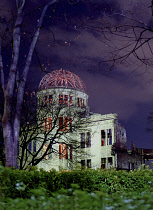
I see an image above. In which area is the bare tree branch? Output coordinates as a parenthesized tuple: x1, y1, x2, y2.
(0, 17, 12, 45)
(0, 38, 4, 92)
(5, 1, 25, 98)
(16, 0, 25, 11)
(16, 0, 57, 117)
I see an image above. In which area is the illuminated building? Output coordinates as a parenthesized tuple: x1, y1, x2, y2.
(25, 69, 150, 171)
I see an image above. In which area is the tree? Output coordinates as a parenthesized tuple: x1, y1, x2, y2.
(1, 0, 101, 169)
(18, 89, 90, 170)
(82, 1, 153, 71)
(0, 87, 4, 165)
(0, 120, 5, 166)
(0, 0, 58, 168)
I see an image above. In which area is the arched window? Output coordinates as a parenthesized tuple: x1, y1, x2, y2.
(49, 117, 52, 131)
(87, 132, 91, 147)
(69, 117, 72, 132)
(107, 129, 112, 145)
(81, 133, 85, 148)
(101, 130, 105, 146)
(64, 95, 68, 105)
(59, 117, 63, 131)
(69, 95, 72, 106)
(59, 95, 63, 105)
(83, 99, 85, 107)
(49, 95, 52, 105)
(80, 98, 82, 107)
(65, 117, 68, 132)
(59, 144, 63, 159)
(28, 142, 32, 151)
(45, 96, 48, 106)
(77, 98, 80, 106)
(101, 158, 106, 169)
(87, 159, 91, 168)
(33, 141, 36, 152)
(70, 144, 73, 159)
(44, 117, 47, 132)
(64, 144, 68, 159)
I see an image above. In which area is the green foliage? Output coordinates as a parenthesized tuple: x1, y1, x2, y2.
(1, 187, 153, 209)
(0, 165, 153, 203)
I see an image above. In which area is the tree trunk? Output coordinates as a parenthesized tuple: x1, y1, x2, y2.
(2, 94, 14, 167)
(1, 0, 57, 168)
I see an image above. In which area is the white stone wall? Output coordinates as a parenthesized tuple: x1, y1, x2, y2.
(37, 88, 88, 108)
(20, 86, 128, 171)
(78, 113, 118, 170)
(36, 111, 128, 172)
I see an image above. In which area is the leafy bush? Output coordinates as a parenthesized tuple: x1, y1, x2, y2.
(1, 185, 153, 210)
(0, 165, 153, 201)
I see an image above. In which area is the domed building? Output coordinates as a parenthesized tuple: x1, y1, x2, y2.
(37, 69, 88, 110)
(21, 69, 144, 171)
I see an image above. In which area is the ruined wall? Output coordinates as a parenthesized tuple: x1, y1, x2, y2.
(117, 152, 128, 169)
(114, 123, 128, 169)
(115, 123, 127, 150)
(128, 142, 144, 170)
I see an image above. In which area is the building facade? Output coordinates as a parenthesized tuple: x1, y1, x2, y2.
(20, 69, 150, 171)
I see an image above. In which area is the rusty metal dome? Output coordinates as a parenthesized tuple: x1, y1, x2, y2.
(38, 69, 86, 92)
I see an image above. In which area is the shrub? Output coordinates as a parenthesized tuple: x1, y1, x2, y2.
(0, 166, 153, 201)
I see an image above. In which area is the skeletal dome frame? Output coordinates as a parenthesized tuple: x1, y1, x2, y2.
(38, 69, 86, 92)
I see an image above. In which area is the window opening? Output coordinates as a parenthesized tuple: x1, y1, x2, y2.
(65, 144, 68, 159)
(81, 133, 85, 148)
(132, 163, 134, 170)
(49, 95, 52, 105)
(59, 117, 63, 131)
(87, 132, 91, 147)
(80, 98, 82, 107)
(65, 117, 68, 132)
(44, 117, 47, 132)
(101, 130, 105, 138)
(81, 160, 85, 167)
(59, 144, 63, 159)
(77, 98, 80, 106)
(64, 95, 68, 105)
(101, 130, 105, 146)
(59, 95, 63, 105)
(101, 139, 105, 146)
(87, 159, 91, 168)
(108, 157, 112, 165)
(45, 96, 48, 106)
(70, 144, 73, 159)
(49, 117, 52, 131)
(107, 129, 112, 145)
(28, 142, 32, 151)
(69, 95, 72, 106)
(83, 99, 85, 107)
(33, 141, 36, 152)
(69, 117, 72, 132)
(101, 158, 106, 169)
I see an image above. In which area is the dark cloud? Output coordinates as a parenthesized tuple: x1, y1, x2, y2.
(1, 0, 153, 152)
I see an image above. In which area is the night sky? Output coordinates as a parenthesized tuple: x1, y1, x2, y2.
(1, 0, 153, 152)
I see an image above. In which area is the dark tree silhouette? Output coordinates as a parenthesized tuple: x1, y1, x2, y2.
(18, 90, 89, 170)
(0, 0, 59, 168)
(83, 1, 153, 71)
